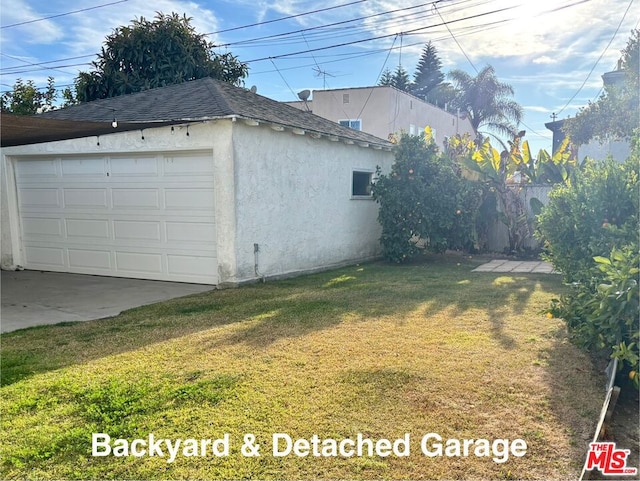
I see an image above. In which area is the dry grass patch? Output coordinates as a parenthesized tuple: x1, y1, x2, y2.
(1, 256, 604, 479)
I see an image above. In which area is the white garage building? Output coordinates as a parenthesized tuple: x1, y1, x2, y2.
(1, 78, 393, 285)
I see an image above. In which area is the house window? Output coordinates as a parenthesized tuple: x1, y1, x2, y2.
(339, 119, 362, 131)
(352, 170, 373, 197)
(343, 93, 350, 104)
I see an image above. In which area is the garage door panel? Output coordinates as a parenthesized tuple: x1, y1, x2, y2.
(165, 188, 214, 210)
(110, 156, 158, 176)
(69, 249, 111, 270)
(114, 220, 161, 241)
(22, 217, 62, 238)
(24, 246, 65, 267)
(168, 254, 217, 277)
(64, 188, 108, 208)
(115, 251, 163, 274)
(66, 218, 110, 239)
(166, 221, 215, 244)
(164, 154, 213, 175)
(61, 157, 106, 176)
(19, 188, 60, 208)
(112, 188, 160, 209)
(15, 159, 58, 178)
(16, 151, 218, 284)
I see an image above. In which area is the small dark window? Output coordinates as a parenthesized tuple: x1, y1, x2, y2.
(339, 119, 362, 131)
(352, 171, 373, 197)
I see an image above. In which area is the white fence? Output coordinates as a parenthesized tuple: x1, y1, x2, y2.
(485, 184, 553, 253)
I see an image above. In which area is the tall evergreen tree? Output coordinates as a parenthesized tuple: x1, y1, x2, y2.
(412, 42, 445, 100)
(391, 66, 412, 92)
(378, 69, 393, 86)
(378, 66, 412, 92)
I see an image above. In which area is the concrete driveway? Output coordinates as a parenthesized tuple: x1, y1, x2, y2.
(1, 270, 213, 333)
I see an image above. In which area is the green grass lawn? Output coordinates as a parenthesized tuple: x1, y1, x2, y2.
(1, 255, 604, 480)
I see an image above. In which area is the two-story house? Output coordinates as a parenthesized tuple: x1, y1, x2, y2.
(286, 85, 475, 149)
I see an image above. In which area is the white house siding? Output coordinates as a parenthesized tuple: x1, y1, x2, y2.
(1, 122, 231, 284)
(229, 122, 393, 284)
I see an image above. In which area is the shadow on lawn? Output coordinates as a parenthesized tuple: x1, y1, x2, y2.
(1, 256, 560, 386)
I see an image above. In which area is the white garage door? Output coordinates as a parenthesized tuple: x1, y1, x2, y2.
(14, 151, 218, 284)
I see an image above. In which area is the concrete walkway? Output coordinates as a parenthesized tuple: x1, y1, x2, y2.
(1, 270, 213, 333)
(472, 259, 557, 273)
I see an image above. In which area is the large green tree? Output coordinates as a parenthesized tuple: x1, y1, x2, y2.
(75, 13, 248, 102)
(412, 42, 445, 100)
(448, 65, 523, 142)
(563, 30, 639, 145)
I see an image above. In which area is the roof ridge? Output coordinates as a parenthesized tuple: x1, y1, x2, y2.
(36, 77, 392, 147)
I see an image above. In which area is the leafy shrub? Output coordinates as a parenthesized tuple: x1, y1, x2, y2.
(373, 132, 481, 262)
(536, 157, 638, 282)
(548, 247, 639, 387)
(540, 140, 639, 386)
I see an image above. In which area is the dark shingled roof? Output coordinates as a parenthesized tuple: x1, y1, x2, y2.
(36, 77, 391, 148)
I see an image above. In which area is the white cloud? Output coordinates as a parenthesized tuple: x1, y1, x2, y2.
(61, 0, 221, 58)
(532, 56, 557, 65)
(524, 105, 553, 113)
(0, 0, 64, 46)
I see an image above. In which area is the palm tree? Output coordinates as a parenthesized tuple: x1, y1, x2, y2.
(448, 65, 523, 144)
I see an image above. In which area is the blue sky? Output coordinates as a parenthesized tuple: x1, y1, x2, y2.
(1, 0, 637, 153)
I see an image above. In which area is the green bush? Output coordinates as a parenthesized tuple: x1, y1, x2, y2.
(539, 140, 639, 386)
(373, 133, 482, 262)
(548, 247, 639, 387)
(536, 157, 638, 282)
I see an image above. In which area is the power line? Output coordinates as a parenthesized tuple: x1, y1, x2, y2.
(205, 0, 370, 36)
(0, 53, 79, 76)
(556, 0, 634, 115)
(432, 2, 478, 74)
(269, 58, 298, 101)
(0, 0, 603, 95)
(1, 0, 129, 29)
(0, 0, 475, 77)
(356, 35, 399, 120)
(244, 5, 519, 63)
(215, 1, 441, 48)
(0, 0, 494, 77)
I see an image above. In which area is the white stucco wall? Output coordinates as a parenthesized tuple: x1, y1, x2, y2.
(229, 122, 393, 283)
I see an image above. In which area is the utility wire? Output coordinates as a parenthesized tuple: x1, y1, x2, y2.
(1, 0, 129, 29)
(244, 5, 519, 63)
(556, 0, 634, 115)
(206, 0, 369, 36)
(269, 58, 298, 101)
(215, 1, 440, 48)
(0, 0, 476, 76)
(433, 2, 478, 74)
(0, 53, 78, 76)
(356, 35, 399, 121)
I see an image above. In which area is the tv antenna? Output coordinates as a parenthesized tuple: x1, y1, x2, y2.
(312, 66, 335, 89)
